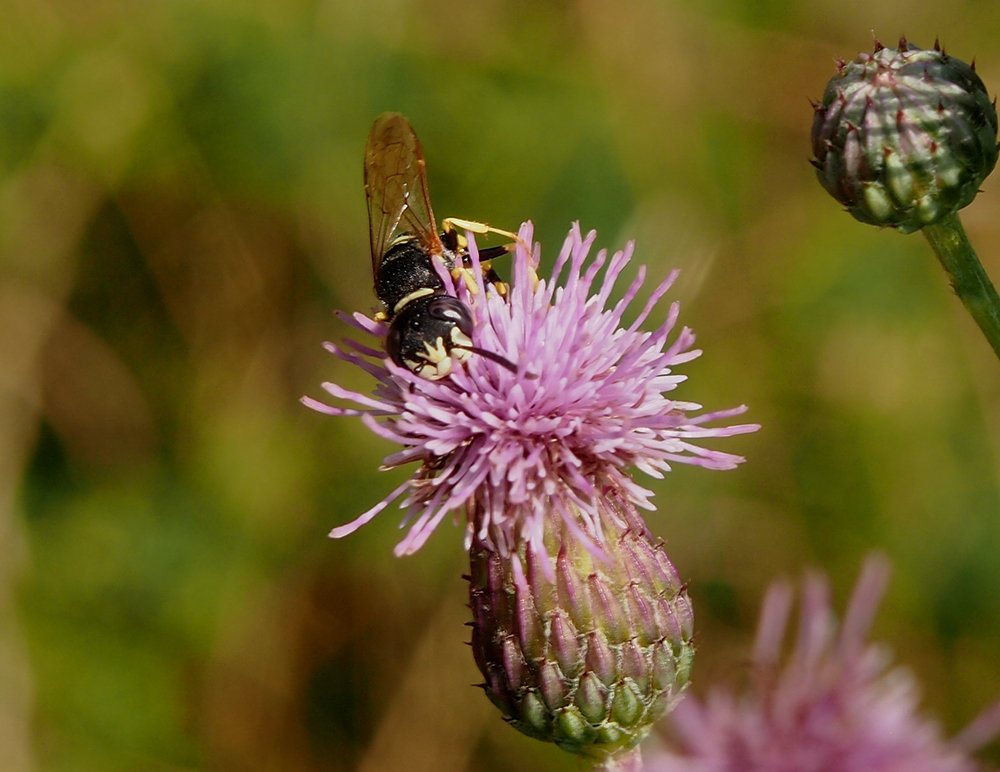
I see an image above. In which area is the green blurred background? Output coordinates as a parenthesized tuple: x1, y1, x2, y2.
(3, 0, 1000, 769)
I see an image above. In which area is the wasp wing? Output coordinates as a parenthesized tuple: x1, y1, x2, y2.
(364, 113, 443, 280)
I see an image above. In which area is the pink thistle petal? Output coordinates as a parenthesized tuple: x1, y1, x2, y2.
(649, 555, 1000, 772)
(328, 479, 412, 539)
(320, 382, 395, 412)
(304, 222, 760, 556)
(299, 395, 358, 417)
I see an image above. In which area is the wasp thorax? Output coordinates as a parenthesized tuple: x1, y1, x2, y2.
(386, 294, 475, 379)
(376, 238, 459, 314)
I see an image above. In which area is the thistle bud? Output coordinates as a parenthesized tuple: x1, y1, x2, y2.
(467, 485, 693, 761)
(811, 38, 998, 233)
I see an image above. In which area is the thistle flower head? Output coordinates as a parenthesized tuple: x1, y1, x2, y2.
(648, 555, 1000, 772)
(304, 223, 758, 557)
(468, 482, 694, 760)
(811, 37, 999, 233)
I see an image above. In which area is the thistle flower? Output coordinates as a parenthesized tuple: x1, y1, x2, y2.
(810, 37, 1000, 362)
(304, 222, 759, 558)
(647, 555, 1000, 772)
(468, 482, 693, 762)
(811, 37, 998, 233)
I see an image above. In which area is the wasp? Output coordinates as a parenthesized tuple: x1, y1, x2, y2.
(364, 112, 519, 379)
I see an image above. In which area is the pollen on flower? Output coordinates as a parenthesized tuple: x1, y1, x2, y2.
(303, 222, 759, 558)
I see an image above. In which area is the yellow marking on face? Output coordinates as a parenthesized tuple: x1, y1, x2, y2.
(408, 336, 450, 380)
(408, 327, 475, 380)
(420, 336, 449, 365)
(451, 327, 472, 350)
(428, 356, 453, 379)
(408, 357, 448, 380)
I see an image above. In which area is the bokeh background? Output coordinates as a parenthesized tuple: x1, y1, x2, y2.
(3, 1, 1000, 769)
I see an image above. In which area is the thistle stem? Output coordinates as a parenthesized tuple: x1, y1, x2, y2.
(922, 213, 1000, 361)
(598, 746, 644, 772)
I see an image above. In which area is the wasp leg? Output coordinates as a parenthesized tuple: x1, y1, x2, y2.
(449, 260, 510, 296)
(454, 267, 480, 294)
(441, 217, 527, 262)
(472, 246, 510, 294)
(442, 216, 521, 244)
(444, 226, 519, 297)
(478, 245, 509, 261)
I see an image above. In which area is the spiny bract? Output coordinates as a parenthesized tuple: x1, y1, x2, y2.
(811, 37, 998, 233)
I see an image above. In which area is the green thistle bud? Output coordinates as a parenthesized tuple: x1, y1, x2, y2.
(467, 487, 693, 761)
(811, 37, 999, 233)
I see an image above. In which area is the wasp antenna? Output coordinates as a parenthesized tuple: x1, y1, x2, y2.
(457, 345, 520, 374)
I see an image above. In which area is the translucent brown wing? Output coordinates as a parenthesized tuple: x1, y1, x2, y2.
(364, 113, 443, 278)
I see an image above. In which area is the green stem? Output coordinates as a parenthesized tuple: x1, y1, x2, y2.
(598, 746, 643, 772)
(922, 213, 1000, 361)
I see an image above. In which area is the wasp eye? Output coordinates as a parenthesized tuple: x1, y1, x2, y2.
(426, 296, 473, 334)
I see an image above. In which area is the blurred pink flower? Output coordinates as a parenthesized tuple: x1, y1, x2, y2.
(304, 222, 758, 557)
(648, 555, 1000, 772)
